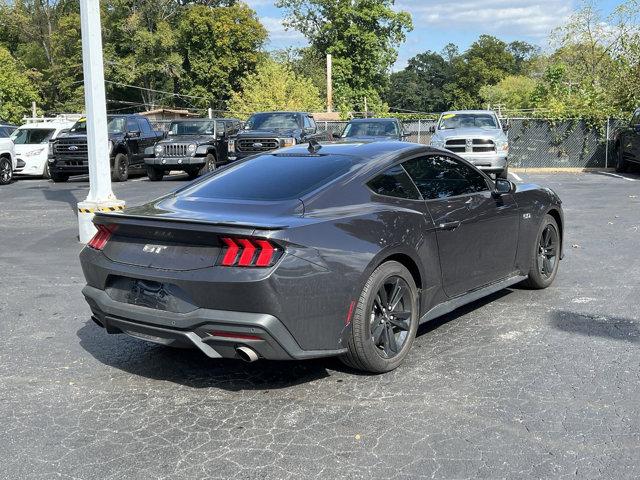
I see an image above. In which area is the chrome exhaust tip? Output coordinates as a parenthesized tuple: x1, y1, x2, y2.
(236, 346, 259, 363)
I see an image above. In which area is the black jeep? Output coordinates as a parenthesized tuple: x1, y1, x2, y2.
(146, 118, 241, 181)
(48, 114, 164, 182)
(229, 111, 318, 161)
(614, 108, 640, 173)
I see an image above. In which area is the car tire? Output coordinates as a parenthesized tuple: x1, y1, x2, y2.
(111, 153, 129, 182)
(615, 143, 628, 173)
(199, 153, 217, 175)
(146, 166, 164, 182)
(50, 171, 69, 183)
(340, 261, 419, 373)
(186, 168, 199, 180)
(0, 156, 12, 185)
(42, 161, 51, 179)
(522, 214, 560, 289)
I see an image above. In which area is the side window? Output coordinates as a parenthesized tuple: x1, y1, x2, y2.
(303, 116, 311, 129)
(403, 155, 489, 200)
(216, 121, 226, 134)
(126, 117, 139, 132)
(306, 116, 316, 131)
(138, 118, 153, 135)
(367, 165, 421, 200)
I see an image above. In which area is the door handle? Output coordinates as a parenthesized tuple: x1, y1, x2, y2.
(437, 221, 461, 231)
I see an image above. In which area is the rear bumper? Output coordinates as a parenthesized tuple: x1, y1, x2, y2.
(146, 156, 204, 169)
(83, 285, 347, 361)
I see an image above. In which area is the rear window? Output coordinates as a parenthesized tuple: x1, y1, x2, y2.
(182, 154, 355, 201)
(11, 128, 55, 144)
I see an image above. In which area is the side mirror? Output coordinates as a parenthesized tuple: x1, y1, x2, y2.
(401, 132, 410, 140)
(429, 126, 436, 134)
(332, 132, 341, 139)
(634, 124, 640, 134)
(502, 123, 510, 132)
(494, 178, 515, 195)
(127, 130, 141, 138)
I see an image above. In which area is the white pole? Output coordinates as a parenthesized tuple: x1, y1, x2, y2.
(77, 0, 124, 243)
(208, 107, 213, 119)
(417, 120, 421, 144)
(31, 101, 37, 118)
(605, 117, 610, 169)
(326, 54, 333, 113)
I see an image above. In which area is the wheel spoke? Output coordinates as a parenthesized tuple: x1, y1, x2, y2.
(388, 279, 404, 311)
(388, 316, 410, 331)
(371, 323, 385, 345)
(386, 324, 398, 353)
(543, 257, 552, 276)
(377, 285, 389, 310)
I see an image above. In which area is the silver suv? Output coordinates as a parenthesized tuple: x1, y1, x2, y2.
(429, 110, 509, 178)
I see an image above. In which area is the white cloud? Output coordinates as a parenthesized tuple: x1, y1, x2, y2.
(260, 16, 307, 44)
(398, 0, 575, 38)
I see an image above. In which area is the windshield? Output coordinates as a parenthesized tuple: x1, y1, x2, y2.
(69, 117, 127, 134)
(245, 113, 300, 131)
(342, 121, 399, 137)
(182, 154, 355, 201)
(438, 113, 498, 130)
(11, 128, 55, 144)
(169, 121, 215, 135)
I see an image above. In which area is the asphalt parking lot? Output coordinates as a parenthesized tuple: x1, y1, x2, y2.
(1, 170, 639, 479)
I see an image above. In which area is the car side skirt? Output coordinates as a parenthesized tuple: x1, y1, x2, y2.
(420, 274, 528, 324)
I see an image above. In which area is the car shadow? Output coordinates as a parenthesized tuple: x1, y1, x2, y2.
(550, 310, 639, 343)
(76, 321, 333, 390)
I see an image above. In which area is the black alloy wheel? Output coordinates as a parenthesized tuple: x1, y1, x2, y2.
(341, 261, 419, 373)
(522, 214, 560, 289)
(370, 276, 413, 358)
(0, 157, 12, 185)
(537, 223, 559, 280)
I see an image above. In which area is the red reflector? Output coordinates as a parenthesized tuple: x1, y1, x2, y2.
(345, 300, 356, 326)
(255, 239, 275, 267)
(87, 224, 115, 250)
(221, 237, 239, 266)
(210, 331, 262, 341)
(237, 238, 256, 266)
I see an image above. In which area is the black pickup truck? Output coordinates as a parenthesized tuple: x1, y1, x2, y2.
(48, 114, 164, 182)
(228, 111, 318, 161)
(146, 118, 241, 181)
(614, 108, 640, 173)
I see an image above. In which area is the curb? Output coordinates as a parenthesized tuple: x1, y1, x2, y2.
(510, 167, 616, 174)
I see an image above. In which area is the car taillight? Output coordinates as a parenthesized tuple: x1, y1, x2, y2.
(219, 237, 278, 267)
(87, 224, 116, 250)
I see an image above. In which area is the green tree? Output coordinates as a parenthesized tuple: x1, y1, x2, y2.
(479, 75, 538, 111)
(228, 59, 323, 115)
(0, 47, 40, 123)
(178, 4, 267, 109)
(276, 0, 412, 112)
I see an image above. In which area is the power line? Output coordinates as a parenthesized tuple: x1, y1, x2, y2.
(104, 80, 210, 100)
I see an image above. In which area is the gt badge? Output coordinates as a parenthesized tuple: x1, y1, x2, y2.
(143, 244, 168, 254)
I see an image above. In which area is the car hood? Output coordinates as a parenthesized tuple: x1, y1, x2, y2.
(14, 143, 47, 153)
(57, 132, 123, 141)
(160, 135, 212, 144)
(434, 127, 505, 140)
(235, 128, 300, 138)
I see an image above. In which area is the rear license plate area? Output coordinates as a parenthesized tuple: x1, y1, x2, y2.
(106, 276, 197, 313)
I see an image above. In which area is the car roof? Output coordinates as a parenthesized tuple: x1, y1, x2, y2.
(170, 117, 240, 122)
(440, 110, 497, 115)
(348, 118, 399, 123)
(251, 111, 308, 115)
(18, 121, 73, 130)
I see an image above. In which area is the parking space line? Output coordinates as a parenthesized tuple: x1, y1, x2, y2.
(599, 172, 636, 182)
(510, 172, 523, 182)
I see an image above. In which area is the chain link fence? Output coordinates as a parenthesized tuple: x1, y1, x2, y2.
(150, 117, 623, 169)
(317, 118, 624, 169)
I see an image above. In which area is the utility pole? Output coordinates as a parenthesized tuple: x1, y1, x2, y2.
(364, 97, 368, 118)
(326, 54, 333, 113)
(31, 101, 37, 118)
(76, 0, 124, 243)
(208, 107, 213, 119)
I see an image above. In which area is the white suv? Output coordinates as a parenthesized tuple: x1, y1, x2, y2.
(11, 118, 76, 178)
(0, 130, 15, 185)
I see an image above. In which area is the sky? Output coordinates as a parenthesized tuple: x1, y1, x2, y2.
(243, 0, 622, 69)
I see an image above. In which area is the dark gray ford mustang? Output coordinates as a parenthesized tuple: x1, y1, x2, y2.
(80, 141, 563, 373)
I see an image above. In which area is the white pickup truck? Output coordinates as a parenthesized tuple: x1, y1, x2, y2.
(429, 110, 510, 178)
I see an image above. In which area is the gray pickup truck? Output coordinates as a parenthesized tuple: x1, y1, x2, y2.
(429, 110, 510, 178)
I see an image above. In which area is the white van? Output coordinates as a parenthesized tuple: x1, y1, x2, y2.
(11, 118, 76, 178)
